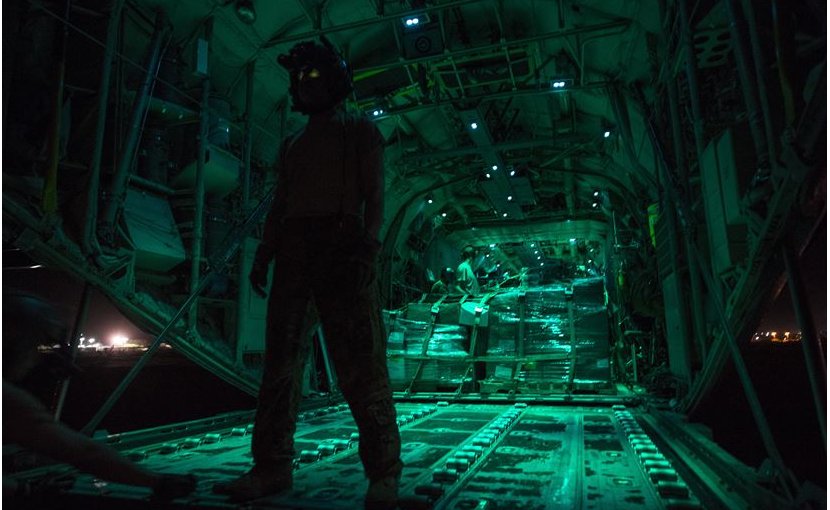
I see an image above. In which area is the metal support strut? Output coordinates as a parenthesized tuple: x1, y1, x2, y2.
(81, 187, 276, 436)
(781, 241, 826, 448)
(53, 283, 92, 421)
(99, 10, 168, 244)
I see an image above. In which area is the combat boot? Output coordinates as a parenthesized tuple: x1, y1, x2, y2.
(213, 466, 292, 502)
(365, 475, 399, 510)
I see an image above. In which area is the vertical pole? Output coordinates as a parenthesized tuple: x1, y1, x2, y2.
(631, 341, 638, 384)
(242, 60, 254, 236)
(567, 294, 576, 391)
(782, 243, 826, 447)
(740, 0, 778, 169)
(510, 292, 526, 395)
(770, 0, 796, 127)
(659, 206, 693, 383)
(43, 1, 71, 215)
(667, 77, 708, 362)
(100, 10, 167, 244)
(3, 1, 23, 131)
(674, 4, 722, 327)
(677, 0, 706, 158)
(189, 17, 213, 329)
(235, 59, 255, 365)
(315, 325, 338, 394)
(84, 0, 126, 255)
(722, 0, 771, 174)
(515, 293, 526, 363)
(53, 283, 92, 420)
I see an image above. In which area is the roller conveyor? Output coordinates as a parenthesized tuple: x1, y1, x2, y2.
(38, 401, 706, 510)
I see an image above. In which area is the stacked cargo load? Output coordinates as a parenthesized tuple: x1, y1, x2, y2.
(519, 285, 573, 391)
(383, 277, 610, 395)
(383, 304, 468, 391)
(483, 291, 519, 385)
(571, 277, 612, 390)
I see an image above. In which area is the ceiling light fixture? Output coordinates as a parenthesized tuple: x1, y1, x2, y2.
(401, 3, 430, 29)
(550, 78, 573, 89)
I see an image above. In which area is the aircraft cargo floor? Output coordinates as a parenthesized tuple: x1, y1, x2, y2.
(35, 400, 704, 510)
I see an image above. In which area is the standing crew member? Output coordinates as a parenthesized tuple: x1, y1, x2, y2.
(454, 245, 480, 295)
(430, 267, 454, 294)
(214, 38, 402, 510)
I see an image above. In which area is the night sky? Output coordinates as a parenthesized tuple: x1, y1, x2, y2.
(759, 227, 827, 333)
(3, 250, 144, 344)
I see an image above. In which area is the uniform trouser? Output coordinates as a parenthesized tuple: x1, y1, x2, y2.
(251, 218, 403, 482)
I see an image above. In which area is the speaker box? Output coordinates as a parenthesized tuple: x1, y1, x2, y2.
(403, 24, 444, 59)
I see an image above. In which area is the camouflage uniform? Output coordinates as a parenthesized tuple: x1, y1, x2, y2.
(250, 110, 402, 483)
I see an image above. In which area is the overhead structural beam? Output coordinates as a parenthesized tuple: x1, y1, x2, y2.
(401, 140, 634, 202)
(374, 81, 609, 119)
(370, 0, 384, 16)
(353, 20, 630, 74)
(265, 0, 491, 48)
(447, 218, 608, 245)
(401, 136, 590, 161)
(295, 0, 322, 30)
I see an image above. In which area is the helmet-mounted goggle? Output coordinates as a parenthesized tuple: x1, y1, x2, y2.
(277, 36, 353, 114)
